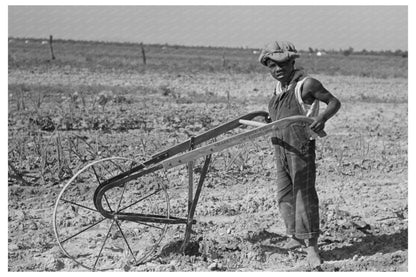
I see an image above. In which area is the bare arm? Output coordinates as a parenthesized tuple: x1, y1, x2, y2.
(301, 78, 341, 133)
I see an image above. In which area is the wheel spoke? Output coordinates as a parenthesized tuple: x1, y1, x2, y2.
(60, 217, 107, 244)
(91, 165, 103, 185)
(103, 193, 113, 212)
(118, 188, 161, 213)
(102, 163, 121, 179)
(60, 198, 101, 214)
(93, 219, 115, 271)
(113, 219, 137, 264)
(92, 164, 119, 184)
(115, 178, 128, 212)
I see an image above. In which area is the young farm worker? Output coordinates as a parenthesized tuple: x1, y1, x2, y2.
(259, 41, 341, 267)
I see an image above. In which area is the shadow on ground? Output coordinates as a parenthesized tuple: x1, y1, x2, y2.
(321, 228, 407, 262)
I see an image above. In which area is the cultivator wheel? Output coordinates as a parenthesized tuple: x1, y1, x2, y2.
(53, 157, 170, 271)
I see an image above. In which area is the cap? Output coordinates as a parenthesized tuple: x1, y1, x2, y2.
(259, 41, 300, 66)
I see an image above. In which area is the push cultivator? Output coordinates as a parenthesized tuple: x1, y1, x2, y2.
(53, 111, 325, 271)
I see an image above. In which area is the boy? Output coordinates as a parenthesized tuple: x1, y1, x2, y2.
(259, 41, 341, 267)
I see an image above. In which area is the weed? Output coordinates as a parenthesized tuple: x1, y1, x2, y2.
(30, 90, 45, 113)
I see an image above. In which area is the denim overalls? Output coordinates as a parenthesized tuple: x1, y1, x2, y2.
(268, 76, 320, 240)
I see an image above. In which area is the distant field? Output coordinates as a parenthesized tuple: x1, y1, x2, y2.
(8, 38, 407, 272)
(8, 38, 407, 78)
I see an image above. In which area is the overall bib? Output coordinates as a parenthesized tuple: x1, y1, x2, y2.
(268, 76, 320, 239)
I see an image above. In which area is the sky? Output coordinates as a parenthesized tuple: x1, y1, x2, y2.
(8, 5, 408, 51)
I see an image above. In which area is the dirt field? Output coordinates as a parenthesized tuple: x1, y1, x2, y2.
(8, 39, 408, 271)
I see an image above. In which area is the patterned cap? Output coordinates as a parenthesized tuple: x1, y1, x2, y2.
(259, 41, 300, 66)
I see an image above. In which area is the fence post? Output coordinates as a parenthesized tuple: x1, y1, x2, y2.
(140, 43, 146, 65)
(49, 35, 56, 60)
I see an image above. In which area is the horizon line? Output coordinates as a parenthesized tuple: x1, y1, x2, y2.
(7, 36, 409, 53)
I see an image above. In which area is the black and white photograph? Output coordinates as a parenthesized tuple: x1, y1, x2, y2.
(6, 2, 410, 272)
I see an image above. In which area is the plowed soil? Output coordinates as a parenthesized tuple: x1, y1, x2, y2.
(8, 40, 407, 272)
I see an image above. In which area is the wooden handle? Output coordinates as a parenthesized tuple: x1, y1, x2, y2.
(162, 115, 317, 169)
(239, 119, 267, 127)
(240, 119, 327, 138)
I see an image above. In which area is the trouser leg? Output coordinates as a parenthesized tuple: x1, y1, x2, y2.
(273, 143, 295, 236)
(287, 140, 320, 239)
(273, 131, 320, 239)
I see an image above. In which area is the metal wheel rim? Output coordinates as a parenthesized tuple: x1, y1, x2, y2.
(52, 157, 170, 271)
